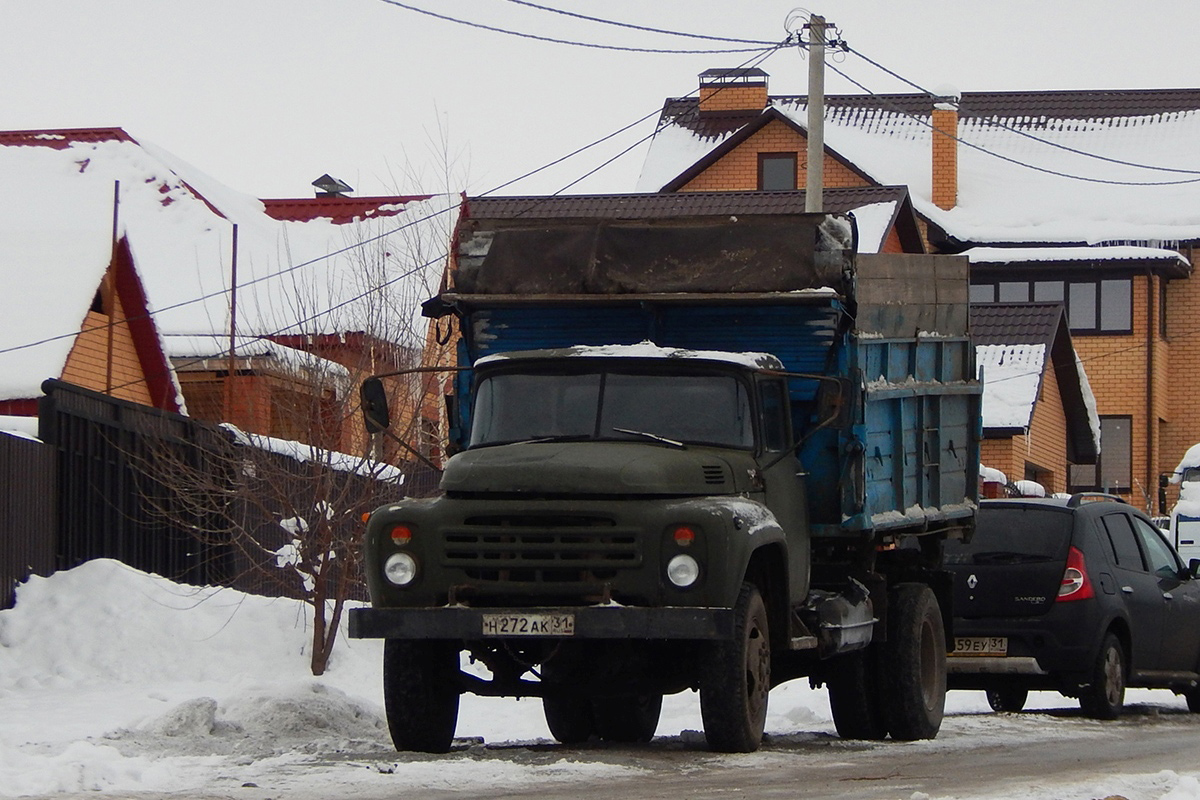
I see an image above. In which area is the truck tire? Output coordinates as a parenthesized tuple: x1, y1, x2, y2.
(700, 582, 771, 753)
(881, 583, 946, 741)
(382, 639, 460, 753)
(1079, 632, 1125, 720)
(826, 647, 888, 740)
(592, 693, 663, 743)
(985, 687, 1028, 713)
(543, 693, 595, 744)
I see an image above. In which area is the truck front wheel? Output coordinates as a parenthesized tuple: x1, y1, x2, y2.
(881, 583, 946, 740)
(383, 639, 460, 753)
(700, 582, 771, 753)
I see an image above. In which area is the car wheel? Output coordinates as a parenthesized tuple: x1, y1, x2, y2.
(826, 647, 888, 740)
(700, 582, 771, 753)
(881, 583, 947, 740)
(1184, 686, 1200, 713)
(382, 639, 460, 753)
(1079, 632, 1125, 720)
(985, 687, 1028, 713)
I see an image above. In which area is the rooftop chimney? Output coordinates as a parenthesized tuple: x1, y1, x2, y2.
(698, 67, 769, 114)
(312, 174, 353, 198)
(931, 86, 960, 211)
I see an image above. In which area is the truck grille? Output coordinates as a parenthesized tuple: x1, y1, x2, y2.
(443, 514, 641, 583)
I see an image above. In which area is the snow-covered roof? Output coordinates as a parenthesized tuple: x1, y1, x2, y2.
(639, 90, 1200, 246)
(963, 245, 1190, 266)
(976, 343, 1046, 429)
(0, 128, 457, 402)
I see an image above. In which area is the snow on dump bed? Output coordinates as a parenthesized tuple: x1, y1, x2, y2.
(475, 341, 785, 370)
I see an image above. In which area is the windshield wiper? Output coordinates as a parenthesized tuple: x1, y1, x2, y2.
(611, 427, 685, 449)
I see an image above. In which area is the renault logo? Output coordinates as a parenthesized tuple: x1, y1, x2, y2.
(967, 574, 978, 589)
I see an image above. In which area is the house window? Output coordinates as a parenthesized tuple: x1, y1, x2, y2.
(969, 284, 995, 304)
(758, 153, 797, 191)
(1068, 415, 1132, 493)
(971, 276, 1133, 335)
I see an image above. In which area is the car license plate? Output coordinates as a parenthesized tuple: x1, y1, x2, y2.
(952, 636, 1008, 656)
(482, 613, 575, 637)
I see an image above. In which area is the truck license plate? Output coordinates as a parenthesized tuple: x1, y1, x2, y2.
(482, 613, 575, 637)
(952, 636, 1008, 656)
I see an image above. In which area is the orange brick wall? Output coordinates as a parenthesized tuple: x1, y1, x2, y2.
(61, 294, 153, 406)
(980, 358, 1070, 494)
(1072, 273, 1164, 506)
(1163, 259, 1200, 507)
(678, 119, 868, 192)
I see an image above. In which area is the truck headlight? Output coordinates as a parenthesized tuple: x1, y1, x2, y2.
(666, 554, 700, 587)
(384, 552, 418, 586)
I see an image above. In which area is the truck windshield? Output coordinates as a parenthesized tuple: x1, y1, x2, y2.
(470, 369, 754, 449)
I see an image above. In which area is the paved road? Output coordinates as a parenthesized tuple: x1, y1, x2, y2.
(395, 701, 1200, 800)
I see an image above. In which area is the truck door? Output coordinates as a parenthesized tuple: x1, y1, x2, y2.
(758, 378, 810, 603)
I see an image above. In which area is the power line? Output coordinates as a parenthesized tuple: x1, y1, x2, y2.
(376, 0, 775, 53)
(499, 0, 778, 45)
(843, 44, 1200, 178)
(822, 58, 1200, 187)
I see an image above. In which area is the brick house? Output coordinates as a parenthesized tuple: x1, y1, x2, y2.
(0, 127, 454, 464)
(971, 303, 1099, 495)
(638, 69, 1200, 510)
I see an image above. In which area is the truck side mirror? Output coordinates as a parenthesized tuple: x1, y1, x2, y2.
(815, 378, 852, 428)
(360, 377, 391, 434)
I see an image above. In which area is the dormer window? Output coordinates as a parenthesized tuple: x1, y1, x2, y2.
(758, 153, 797, 191)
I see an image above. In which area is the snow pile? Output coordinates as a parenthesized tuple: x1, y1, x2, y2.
(0, 559, 1197, 798)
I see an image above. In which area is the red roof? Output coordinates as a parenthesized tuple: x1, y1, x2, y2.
(0, 127, 134, 150)
(261, 195, 432, 224)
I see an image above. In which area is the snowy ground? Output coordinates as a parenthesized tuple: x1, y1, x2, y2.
(1, 559, 1198, 799)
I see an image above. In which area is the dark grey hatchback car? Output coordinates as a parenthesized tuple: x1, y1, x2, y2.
(945, 494, 1200, 718)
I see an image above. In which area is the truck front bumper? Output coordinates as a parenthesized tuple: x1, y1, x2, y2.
(349, 605, 734, 641)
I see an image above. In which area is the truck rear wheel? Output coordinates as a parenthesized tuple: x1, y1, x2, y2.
(543, 693, 595, 744)
(593, 693, 663, 743)
(382, 639, 460, 753)
(881, 583, 946, 740)
(826, 647, 888, 740)
(700, 582, 771, 753)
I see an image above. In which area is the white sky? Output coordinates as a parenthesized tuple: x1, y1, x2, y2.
(7, 0, 1200, 200)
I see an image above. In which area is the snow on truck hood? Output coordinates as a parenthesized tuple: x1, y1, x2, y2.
(474, 342, 785, 371)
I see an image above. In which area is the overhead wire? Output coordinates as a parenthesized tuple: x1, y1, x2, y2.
(85, 36, 792, 394)
(498, 0, 777, 45)
(375, 0, 770, 53)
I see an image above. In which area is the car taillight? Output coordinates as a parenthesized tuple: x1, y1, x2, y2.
(1057, 546, 1095, 602)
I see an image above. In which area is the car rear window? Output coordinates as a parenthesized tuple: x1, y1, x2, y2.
(945, 506, 1073, 565)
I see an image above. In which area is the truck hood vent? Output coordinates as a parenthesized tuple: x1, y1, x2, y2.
(702, 464, 728, 486)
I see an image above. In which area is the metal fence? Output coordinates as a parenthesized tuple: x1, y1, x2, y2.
(0, 380, 435, 609)
(0, 431, 56, 610)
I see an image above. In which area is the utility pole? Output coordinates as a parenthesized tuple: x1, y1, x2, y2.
(805, 14, 827, 213)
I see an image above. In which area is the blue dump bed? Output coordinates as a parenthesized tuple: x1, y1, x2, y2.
(428, 213, 980, 540)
